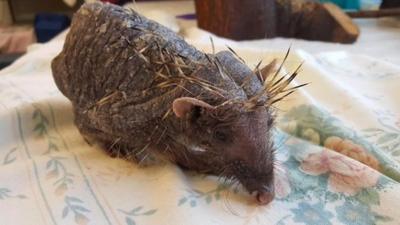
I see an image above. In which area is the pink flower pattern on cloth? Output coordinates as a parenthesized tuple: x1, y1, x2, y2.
(300, 150, 380, 195)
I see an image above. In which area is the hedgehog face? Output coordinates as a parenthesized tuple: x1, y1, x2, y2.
(172, 97, 275, 205)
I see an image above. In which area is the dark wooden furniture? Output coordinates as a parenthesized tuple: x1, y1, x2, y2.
(7, 0, 83, 24)
(195, 0, 360, 43)
(381, 0, 400, 9)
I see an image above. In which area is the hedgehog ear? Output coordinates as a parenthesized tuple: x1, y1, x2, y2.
(172, 97, 215, 118)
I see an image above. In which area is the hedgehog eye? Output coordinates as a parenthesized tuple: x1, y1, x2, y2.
(190, 106, 202, 122)
(214, 130, 228, 142)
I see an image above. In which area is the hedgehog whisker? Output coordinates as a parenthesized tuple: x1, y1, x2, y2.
(125, 150, 135, 162)
(138, 152, 151, 165)
(109, 137, 121, 151)
(222, 179, 240, 217)
(273, 163, 286, 175)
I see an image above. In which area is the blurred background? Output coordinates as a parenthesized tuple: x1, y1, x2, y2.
(0, 0, 398, 69)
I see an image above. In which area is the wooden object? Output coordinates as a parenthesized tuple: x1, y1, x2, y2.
(348, 8, 400, 18)
(195, 0, 360, 44)
(7, 0, 83, 23)
(381, 0, 400, 9)
(195, 0, 276, 40)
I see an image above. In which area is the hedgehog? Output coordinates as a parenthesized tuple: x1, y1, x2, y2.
(51, 2, 304, 205)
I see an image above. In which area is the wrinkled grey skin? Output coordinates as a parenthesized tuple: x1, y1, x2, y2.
(52, 2, 275, 204)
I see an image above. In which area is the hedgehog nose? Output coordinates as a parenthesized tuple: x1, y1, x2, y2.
(256, 191, 274, 205)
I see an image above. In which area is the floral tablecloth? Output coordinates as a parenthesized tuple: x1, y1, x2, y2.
(1, 4, 400, 225)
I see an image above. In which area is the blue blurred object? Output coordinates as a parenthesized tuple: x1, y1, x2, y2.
(360, 0, 382, 10)
(34, 13, 71, 43)
(176, 13, 196, 20)
(320, 0, 361, 10)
